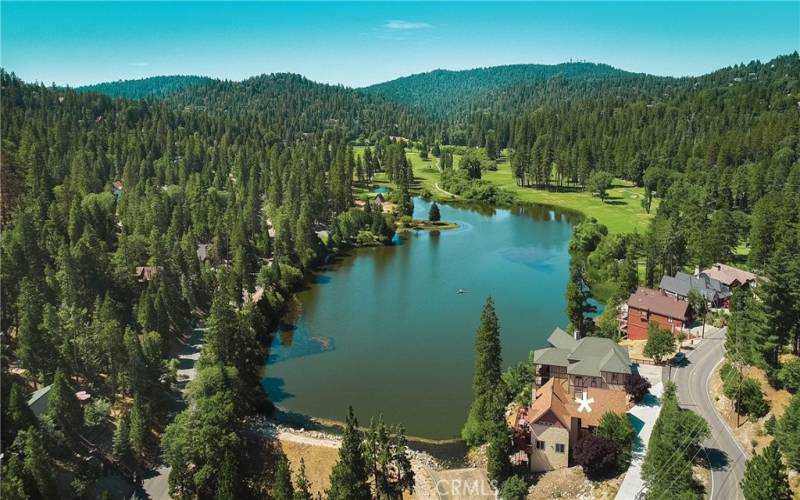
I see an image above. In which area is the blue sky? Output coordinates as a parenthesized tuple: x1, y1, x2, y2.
(1, 2, 798, 88)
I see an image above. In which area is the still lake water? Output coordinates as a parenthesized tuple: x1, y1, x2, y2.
(261, 198, 580, 439)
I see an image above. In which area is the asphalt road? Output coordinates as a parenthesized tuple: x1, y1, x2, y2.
(670, 326, 747, 500)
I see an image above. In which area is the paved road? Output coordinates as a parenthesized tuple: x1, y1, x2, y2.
(671, 326, 747, 500)
(136, 328, 205, 500)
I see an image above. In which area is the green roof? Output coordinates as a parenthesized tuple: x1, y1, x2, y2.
(535, 329, 631, 377)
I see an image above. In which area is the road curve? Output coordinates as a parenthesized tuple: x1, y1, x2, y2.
(671, 327, 747, 500)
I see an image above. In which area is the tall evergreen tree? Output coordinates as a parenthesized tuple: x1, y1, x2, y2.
(272, 452, 295, 500)
(740, 441, 791, 500)
(463, 297, 503, 446)
(327, 407, 370, 500)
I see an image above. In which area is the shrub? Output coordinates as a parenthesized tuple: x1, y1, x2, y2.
(624, 373, 652, 403)
(500, 476, 528, 500)
(596, 412, 636, 471)
(764, 415, 777, 435)
(83, 398, 111, 428)
(574, 434, 619, 476)
(778, 359, 800, 393)
(722, 364, 769, 418)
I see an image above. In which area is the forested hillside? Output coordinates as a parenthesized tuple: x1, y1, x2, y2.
(80, 73, 435, 142)
(77, 75, 214, 99)
(0, 69, 412, 498)
(361, 62, 637, 116)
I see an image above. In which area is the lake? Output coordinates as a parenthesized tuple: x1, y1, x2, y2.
(261, 198, 580, 439)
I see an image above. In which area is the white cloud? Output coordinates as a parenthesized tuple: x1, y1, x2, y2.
(384, 20, 432, 30)
(129, 62, 149, 67)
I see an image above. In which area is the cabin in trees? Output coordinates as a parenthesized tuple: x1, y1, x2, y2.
(371, 193, 385, 207)
(511, 378, 628, 472)
(533, 328, 632, 395)
(624, 287, 690, 340)
(133, 266, 161, 282)
(700, 263, 757, 290)
(658, 271, 731, 308)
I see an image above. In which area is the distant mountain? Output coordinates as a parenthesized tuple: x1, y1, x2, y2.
(360, 62, 659, 115)
(77, 75, 214, 99)
(161, 72, 431, 139)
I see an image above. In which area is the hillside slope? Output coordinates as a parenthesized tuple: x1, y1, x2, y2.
(360, 62, 658, 115)
(77, 75, 214, 99)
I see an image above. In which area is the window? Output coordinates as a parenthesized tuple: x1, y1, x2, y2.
(667, 317, 673, 324)
(555, 443, 566, 454)
(535, 440, 545, 450)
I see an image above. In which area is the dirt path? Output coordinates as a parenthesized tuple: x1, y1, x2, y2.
(433, 182, 458, 198)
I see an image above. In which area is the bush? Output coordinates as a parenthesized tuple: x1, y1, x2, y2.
(764, 415, 777, 435)
(779, 359, 800, 393)
(721, 363, 769, 417)
(596, 412, 636, 471)
(624, 373, 652, 403)
(83, 398, 111, 428)
(574, 434, 619, 476)
(643, 322, 676, 363)
(500, 476, 528, 500)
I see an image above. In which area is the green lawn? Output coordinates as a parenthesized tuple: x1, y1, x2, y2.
(405, 150, 656, 235)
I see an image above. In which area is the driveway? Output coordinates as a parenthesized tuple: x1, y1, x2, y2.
(615, 382, 664, 500)
(671, 326, 747, 500)
(134, 328, 205, 500)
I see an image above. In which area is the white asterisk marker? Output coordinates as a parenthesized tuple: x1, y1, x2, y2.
(575, 393, 595, 413)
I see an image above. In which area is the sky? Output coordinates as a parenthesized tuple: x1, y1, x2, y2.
(1, 2, 798, 88)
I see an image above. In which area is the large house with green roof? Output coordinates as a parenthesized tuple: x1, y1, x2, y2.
(533, 328, 632, 394)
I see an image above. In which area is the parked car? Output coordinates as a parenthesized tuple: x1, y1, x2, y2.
(671, 352, 687, 366)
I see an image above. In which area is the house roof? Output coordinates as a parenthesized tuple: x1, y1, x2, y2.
(134, 266, 161, 282)
(27, 385, 52, 419)
(627, 287, 690, 319)
(659, 272, 731, 302)
(197, 243, 211, 262)
(701, 263, 757, 287)
(526, 379, 628, 429)
(534, 328, 631, 376)
(527, 379, 574, 428)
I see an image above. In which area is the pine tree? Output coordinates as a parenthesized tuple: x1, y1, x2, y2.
(293, 458, 313, 500)
(112, 412, 131, 459)
(463, 297, 503, 446)
(7, 383, 35, 437)
(129, 394, 148, 456)
(775, 393, 800, 471)
(327, 407, 370, 500)
(272, 452, 295, 500)
(740, 441, 791, 500)
(428, 202, 441, 222)
(22, 428, 57, 499)
(47, 369, 82, 441)
(364, 416, 415, 498)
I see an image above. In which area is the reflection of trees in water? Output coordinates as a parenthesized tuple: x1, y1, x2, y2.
(513, 203, 582, 224)
(266, 325, 335, 365)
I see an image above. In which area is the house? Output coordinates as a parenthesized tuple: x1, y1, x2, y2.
(625, 287, 690, 340)
(533, 328, 632, 394)
(513, 378, 628, 472)
(133, 266, 161, 282)
(659, 271, 731, 308)
(700, 263, 757, 289)
(371, 193, 385, 207)
(27, 385, 52, 420)
(197, 243, 211, 263)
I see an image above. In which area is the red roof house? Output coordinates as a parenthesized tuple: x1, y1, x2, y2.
(624, 287, 690, 340)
